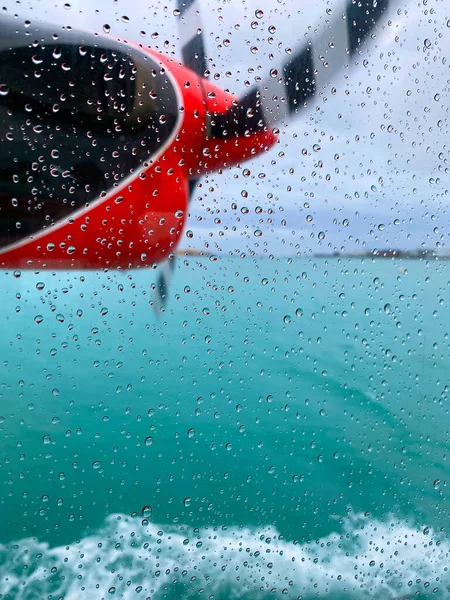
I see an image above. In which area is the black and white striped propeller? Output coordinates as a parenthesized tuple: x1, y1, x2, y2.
(154, 0, 392, 311)
(179, 0, 390, 136)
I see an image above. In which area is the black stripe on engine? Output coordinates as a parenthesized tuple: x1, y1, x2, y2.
(181, 35, 207, 77)
(346, 0, 389, 55)
(283, 45, 315, 114)
(177, 0, 196, 17)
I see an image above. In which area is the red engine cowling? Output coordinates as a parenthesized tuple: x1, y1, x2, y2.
(0, 23, 277, 270)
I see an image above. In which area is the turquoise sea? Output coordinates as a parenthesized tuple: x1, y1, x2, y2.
(0, 256, 448, 599)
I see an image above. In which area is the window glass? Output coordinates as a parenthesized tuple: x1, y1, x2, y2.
(0, 1, 449, 599)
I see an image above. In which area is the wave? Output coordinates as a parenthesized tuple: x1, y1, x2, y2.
(0, 513, 448, 599)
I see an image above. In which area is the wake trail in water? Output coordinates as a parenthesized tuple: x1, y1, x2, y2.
(0, 513, 448, 599)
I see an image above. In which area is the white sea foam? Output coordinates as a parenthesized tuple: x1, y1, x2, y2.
(0, 513, 448, 599)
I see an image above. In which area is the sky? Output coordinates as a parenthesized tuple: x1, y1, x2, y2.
(4, 0, 450, 256)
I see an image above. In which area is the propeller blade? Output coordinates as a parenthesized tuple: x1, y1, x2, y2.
(177, 0, 205, 192)
(177, 0, 208, 77)
(156, 0, 204, 311)
(209, 0, 391, 137)
(153, 255, 177, 314)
